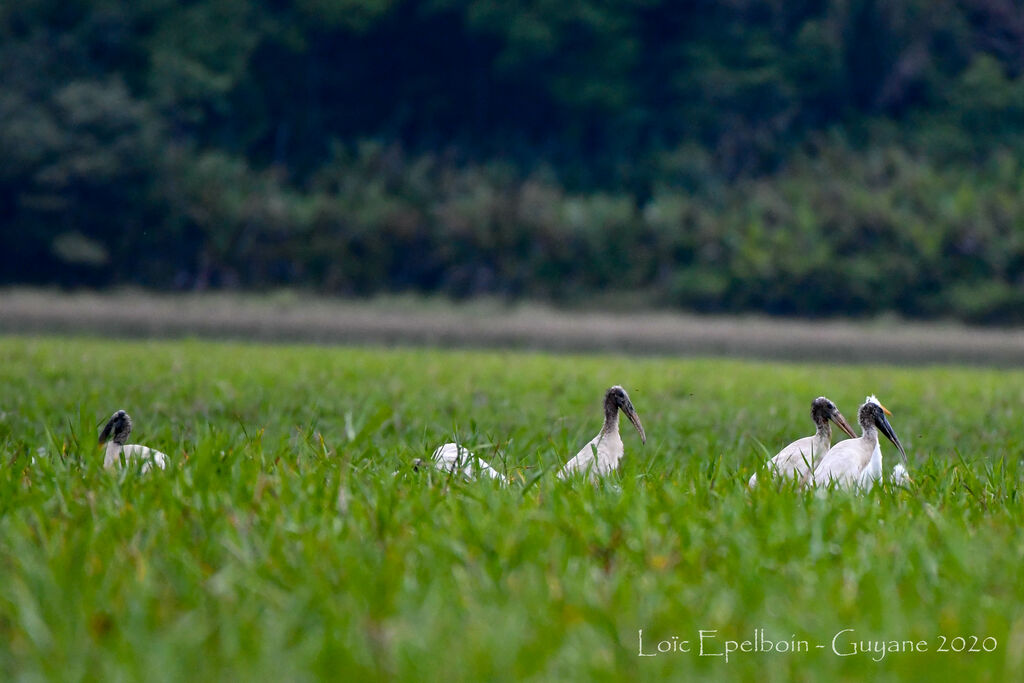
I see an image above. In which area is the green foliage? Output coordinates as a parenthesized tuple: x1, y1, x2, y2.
(152, 142, 1024, 321)
(0, 336, 1022, 680)
(3, 0, 1024, 321)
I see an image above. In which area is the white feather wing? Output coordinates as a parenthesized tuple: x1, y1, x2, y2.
(750, 435, 821, 487)
(107, 443, 168, 473)
(810, 439, 863, 489)
(430, 443, 505, 482)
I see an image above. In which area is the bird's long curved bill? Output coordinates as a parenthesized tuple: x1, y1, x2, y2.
(877, 414, 907, 465)
(98, 418, 114, 445)
(831, 410, 858, 439)
(625, 406, 646, 444)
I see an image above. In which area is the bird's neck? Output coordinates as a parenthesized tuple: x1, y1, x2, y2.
(602, 400, 619, 435)
(859, 423, 879, 457)
(862, 427, 881, 469)
(814, 420, 831, 442)
(103, 441, 123, 469)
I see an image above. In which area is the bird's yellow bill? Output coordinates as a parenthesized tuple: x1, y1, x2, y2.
(878, 402, 892, 416)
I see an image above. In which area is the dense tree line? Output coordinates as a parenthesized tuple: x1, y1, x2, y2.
(2, 0, 1024, 321)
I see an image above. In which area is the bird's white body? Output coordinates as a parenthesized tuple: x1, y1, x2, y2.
(104, 442, 168, 474)
(430, 443, 506, 482)
(808, 394, 907, 492)
(750, 396, 857, 488)
(811, 427, 882, 491)
(558, 416, 624, 481)
(749, 433, 829, 487)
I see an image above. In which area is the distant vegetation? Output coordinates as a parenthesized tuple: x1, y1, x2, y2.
(4, 1, 1024, 322)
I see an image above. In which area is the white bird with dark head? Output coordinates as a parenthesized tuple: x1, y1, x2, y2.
(558, 386, 646, 481)
(98, 410, 168, 474)
(421, 442, 507, 482)
(749, 396, 856, 487)
(809, 395, 907, 491)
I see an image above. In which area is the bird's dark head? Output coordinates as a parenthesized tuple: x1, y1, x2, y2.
(859, 396, 907, 464)
(604, 385, 646, 444)
(811, 396, 857, 438)
(99, 409, 132, 446)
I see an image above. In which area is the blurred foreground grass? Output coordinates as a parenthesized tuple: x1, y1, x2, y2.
(0, 336, 1021, 681)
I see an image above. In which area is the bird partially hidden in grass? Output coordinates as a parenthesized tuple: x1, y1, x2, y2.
(558, 385, 646, 481)
(416, 442, 507, 482)
(749, 396, 857, 487)
(808, 395, 907, 491)
(98, 410, 168, 474)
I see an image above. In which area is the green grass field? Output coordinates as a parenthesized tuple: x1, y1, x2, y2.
(0, 336, 1021, 681)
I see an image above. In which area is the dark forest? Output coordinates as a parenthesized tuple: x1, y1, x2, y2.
(3, 0, 1024, 321)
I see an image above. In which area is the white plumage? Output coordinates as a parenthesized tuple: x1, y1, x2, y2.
(99, 410, 168, 473)
(560, 429, 625, 481)
(749, 436, 823, 488)
(104, 443, 168, 474)
(425, 442, 506, 482)
(558, 386, 646, 481)
(749, 396, 856, 487)
(810, 395, 906, 491)
(812, 437, 882, 490)
(891, 463, 911, 486)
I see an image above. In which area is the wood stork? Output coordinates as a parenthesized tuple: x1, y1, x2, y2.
(98, 410, 168, 473)
(809, 395, 906, 491)
(558, 386, 646, 481)
(420, 442, 507, 482)
(749, 396, 856, 487)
